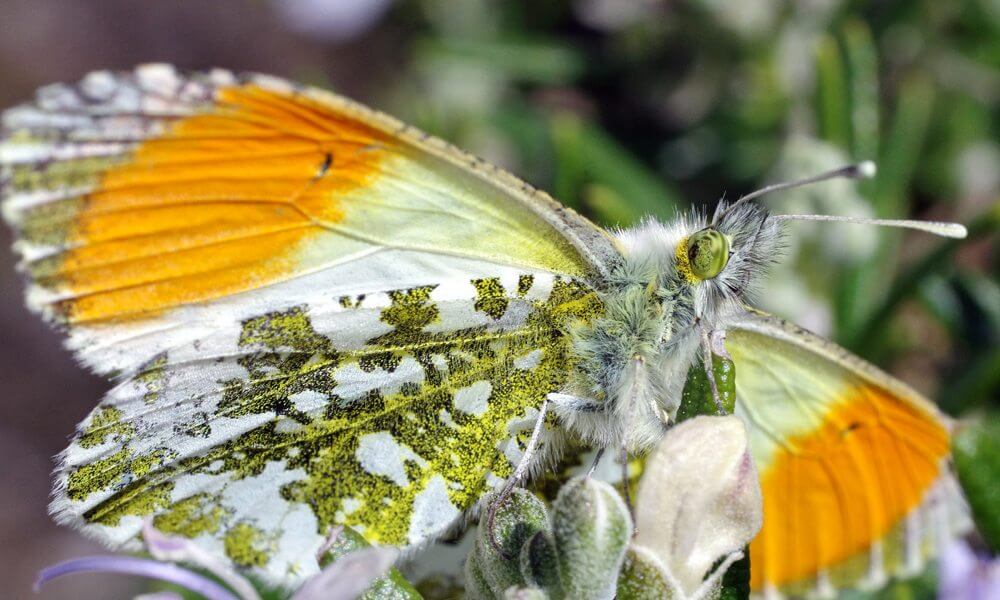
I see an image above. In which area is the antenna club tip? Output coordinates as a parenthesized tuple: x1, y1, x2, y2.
(946, 223, 968, 239)
(856, 161, 877, 179)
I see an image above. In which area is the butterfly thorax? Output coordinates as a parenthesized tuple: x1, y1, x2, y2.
(557, 205, 782, 451)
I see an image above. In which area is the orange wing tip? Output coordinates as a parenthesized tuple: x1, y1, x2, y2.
(754, 473, 971, 599)
(3, 66, 395, 325)
(749, 383, 957, 594)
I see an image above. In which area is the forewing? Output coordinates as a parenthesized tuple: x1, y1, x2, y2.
(56, 272, 602, 583)
(725, 311, 966, 597)
(1, 64, 620, 375)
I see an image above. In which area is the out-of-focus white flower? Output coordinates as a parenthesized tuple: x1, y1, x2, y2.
(761, 273, 833, 335)
(572, 0, 659, 32)
(758, 135, 878, 335)
(956, 141, 1000, 202)
(938, 539, 1000, 600)
(775, 25, 819, 97)
(272, 0, 395, 42)
(769, 135, 878, 262)
(689, 0, 781, 38)
(503, 587, 548, 600)
(632, 415, 763, 599)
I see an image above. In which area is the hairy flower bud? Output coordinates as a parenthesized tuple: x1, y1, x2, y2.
(633, 415, 762, 598)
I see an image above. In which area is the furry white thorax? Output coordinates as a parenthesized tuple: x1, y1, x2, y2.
(556, 203, 783, 452)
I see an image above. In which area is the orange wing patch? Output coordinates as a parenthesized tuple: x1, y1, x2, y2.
(749, 384, 949, 591)
(23, 85, 392, 323)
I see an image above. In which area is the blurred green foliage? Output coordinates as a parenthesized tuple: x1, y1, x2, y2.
(953, 415, 1000, 553)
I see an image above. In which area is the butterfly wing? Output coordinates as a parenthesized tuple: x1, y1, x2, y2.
(57, 273, 600, 582)
(1, 65, 614, 583)
(724, 311, 967, 596)
(2, 64, 619, 375)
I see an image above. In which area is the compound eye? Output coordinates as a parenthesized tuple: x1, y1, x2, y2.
(687, 229, 730, 280)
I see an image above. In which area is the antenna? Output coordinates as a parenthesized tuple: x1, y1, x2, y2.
(709, 160, 967, 239)
(772, 214, 967, 238)
(713, 161, 877, 225)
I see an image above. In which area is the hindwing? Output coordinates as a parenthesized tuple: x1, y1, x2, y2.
(57, 273, 601, 581)
(725, 311, 967, 596)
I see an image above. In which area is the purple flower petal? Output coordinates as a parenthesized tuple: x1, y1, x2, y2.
(142, 521, 261, 600)
(272, 0, 396, 42)
(292, 547, 398, 600)
(143, 524, 189, 556)
(35, 556, 240, 600)
(939, 540, 1000, 600)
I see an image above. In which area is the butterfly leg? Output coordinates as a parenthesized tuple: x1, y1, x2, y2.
(699, 323, 727, 415)
(586, 447, 606, 477)
(619, 445, 637, 532)
(486, 395, 549, 556)
(547, 392, 607, 413)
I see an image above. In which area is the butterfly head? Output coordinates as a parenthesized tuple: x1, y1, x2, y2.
(674, 200, 782, 316)
(623, 160, 968, 327)
(674, 163, 880, 298)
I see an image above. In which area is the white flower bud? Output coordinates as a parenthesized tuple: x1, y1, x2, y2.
(632, 415, 762, 599)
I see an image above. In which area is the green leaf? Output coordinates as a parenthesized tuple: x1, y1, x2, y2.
(318, 527, 422, 600)
(676, 352, 736, 422)
(520, 531, 564, 597)
(816, 34, 851, 152)
(940, 347, 1000, 415)
(717, 549, 750, 600)
(550, 115, 587, 207)
(465, 551, 497, 600)
(414, 37, 586, 84)
(952, 415, 1000, 552)
(848, 204, 1000, 357)
(616, 546, 676, 600)
(582, 183, 642, 226)
(836, 76, 937, 344)
(871, 76, 936, 219)
(843, 19, 880, 165)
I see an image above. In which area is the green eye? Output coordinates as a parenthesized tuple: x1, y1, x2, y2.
(687, 229, 730, 279)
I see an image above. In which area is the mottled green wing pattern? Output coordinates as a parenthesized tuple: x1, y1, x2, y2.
(54, 272, 601, 583)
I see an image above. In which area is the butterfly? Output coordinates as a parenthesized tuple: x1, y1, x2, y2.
(0, 64, 969, 596)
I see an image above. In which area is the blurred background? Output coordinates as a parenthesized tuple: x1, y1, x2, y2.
(0, 1, 996, 598)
